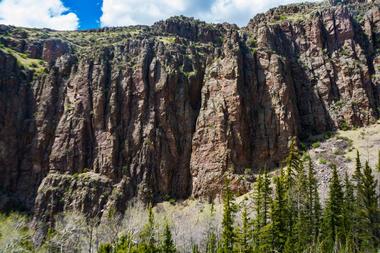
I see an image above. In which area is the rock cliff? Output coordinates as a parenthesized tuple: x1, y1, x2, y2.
(0, 0, 379, 225)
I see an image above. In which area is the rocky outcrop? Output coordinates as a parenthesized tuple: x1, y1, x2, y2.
(0, 1, 379, 224)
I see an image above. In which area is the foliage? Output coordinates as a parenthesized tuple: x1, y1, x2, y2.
(0, 45, 47, 75)
(0, 150, 379, 253)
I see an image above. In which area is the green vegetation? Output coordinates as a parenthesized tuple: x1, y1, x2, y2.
(271, 12, 309, 24)
(1, 146, 379, 252)
(319, 157, 328, 164)
(0, 44, 46, 75)
(158, 36, 177, 44)
(312, 141, 321, 149)
(340, 120, 350, 131)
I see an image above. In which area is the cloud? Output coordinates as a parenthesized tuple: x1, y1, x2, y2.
(0, 0, 79, 30)
(101, 0, 203, 27)
(205, 0, 313, 24)
(100, 0, 321, 27)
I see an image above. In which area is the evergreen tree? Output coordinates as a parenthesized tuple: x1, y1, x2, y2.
(252, 173, 263, 251)
(305, 157, 321, 245)
(342, 173, 356, 253)
(356, 161, 380, 251)
(257, 223, 272, 253)
(284, 137, 301, 189)
(206, 231, 217, 253)
(236, 207, 251, 253)
(293, 160, 309, 253)
(320, 164, 344, 253)
(206, 204, 218, 253)
(220, 180, 236, 252)
(271, 174, 287, 253)
(98, 243, 112, 253)
(353, 150, 362, 187)
(192, 244, 200, 253)
(282, 137, 302, 252)
(161, 222, 176, 253)
(252, 170, 272, 252)
(139, 205, 157, 253)
(261, 170, 272, 228)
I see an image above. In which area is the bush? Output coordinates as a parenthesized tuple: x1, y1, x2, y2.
(312, 142, 321, 149)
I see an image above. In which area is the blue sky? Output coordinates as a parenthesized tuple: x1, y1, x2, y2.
(61, 0, 103, 30)
(0, 0, 319, 30)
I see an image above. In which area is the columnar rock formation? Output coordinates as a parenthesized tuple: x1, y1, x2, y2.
(0, 0, 379, 224)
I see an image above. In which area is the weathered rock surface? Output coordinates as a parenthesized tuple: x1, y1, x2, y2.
(0, 0, 379, 224)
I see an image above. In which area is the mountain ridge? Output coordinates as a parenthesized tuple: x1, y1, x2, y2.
(0, 0, 379, 230)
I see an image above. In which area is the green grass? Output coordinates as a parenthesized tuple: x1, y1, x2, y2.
(271, 13, 308, 24)
(158, 36, 177, 44)
(312, 141, 321, 149)
(319, 158, 328, 165)
(0, 44, 46, 75)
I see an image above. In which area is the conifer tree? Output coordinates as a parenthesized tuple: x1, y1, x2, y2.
(306, 157, 321, 244)
(252, 173, 263, 251)
(342, 173, 356, 253)
(293, 160, 309, 253)
(139, 205, 157, 253)
(356, 161, 380, 250)
(252, 170, 272, 252)
(353, 150, 362, 187)
(271, 174, 287, 253)
(192, 244, 200, 253)
(320, 164, 344, 253)
(285, 137, 301, 189)
(220, 179, 236, 253)
(282, 138, 302, 252)
(236, 207, 251, 253)
(261, 170, 272, 228)
(206, 204, 217, 253)
(161, 222, 176, 253)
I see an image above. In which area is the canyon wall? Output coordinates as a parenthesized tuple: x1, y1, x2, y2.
(0, 0, 379, 225)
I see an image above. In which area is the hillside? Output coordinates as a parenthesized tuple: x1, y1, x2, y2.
(0, 0, 379, 233)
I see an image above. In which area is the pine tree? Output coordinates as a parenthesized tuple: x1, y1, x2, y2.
(342, 173, 356, 253)
(306, 157, 321, 245)
(161, 222, 176, 253)
(285, 137, 301, 189)
(206, 231, 217, 253)
(353, 150, 362, 187)
(236, 207, 251, 253)
(252, 170, 272, 252)
(261, 170, 272, 228)
(356, 161, 380, 251)
(282, 137, 302, 252)
(252, 173, 263, 251)
(271, 174, 287, 253)
(320, 164, 344, 253)
(139, 205, 157, 253)
(220, 179, 236, 252)
(192, 244, 200, 253)
(257, 223, 272, 253)
(98, 243, 112, 253)
(293, 160, 309, 253)
(206, 203, 218, 253)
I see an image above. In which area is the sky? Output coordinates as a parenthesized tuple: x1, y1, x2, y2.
(0, 0, 319, 30)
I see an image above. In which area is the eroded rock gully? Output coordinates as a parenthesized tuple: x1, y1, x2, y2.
(0, 0, 379, 224)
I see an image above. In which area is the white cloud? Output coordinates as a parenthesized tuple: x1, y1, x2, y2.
(0, 0, 79, 30)
(100, 0, 322, 27)
(204, 0, 319, 24)
(101, 0, 192, 27)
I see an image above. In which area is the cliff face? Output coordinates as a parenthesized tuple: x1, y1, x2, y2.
(0, 1, 379, 223)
